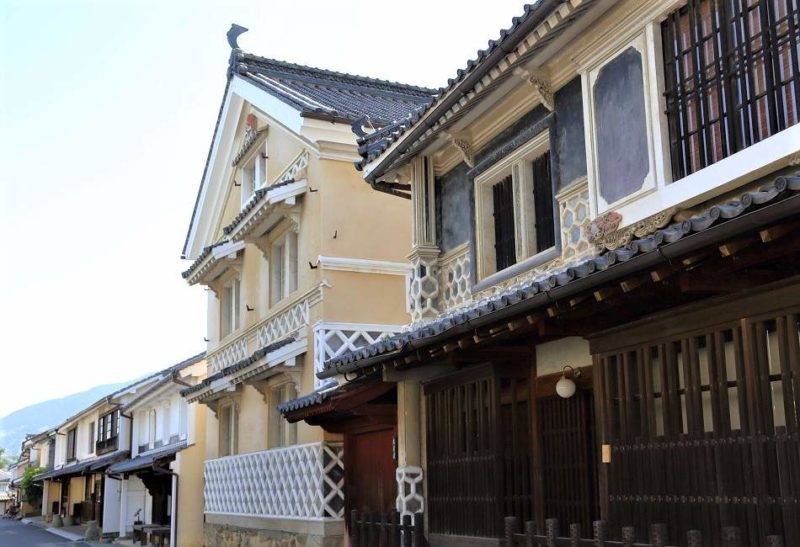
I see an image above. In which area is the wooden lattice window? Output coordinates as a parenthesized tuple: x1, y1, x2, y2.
(425, 364, 531, 539)
(662, 0, 800, 180)
(493, 176, 516, 272)
(595, 307, 800, 545)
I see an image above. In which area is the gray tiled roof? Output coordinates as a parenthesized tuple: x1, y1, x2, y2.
(319, 174, 800, 378)
(107, 442, 187, 475)
(276, 387, 333, 415)
(181, 240, 229, 279)
(232, 54, 436, 126)
(354, 0, 569, 172)
(180, 337, 296, 397)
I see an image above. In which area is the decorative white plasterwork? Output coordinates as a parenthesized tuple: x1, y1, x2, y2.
(204, 441, 344, 520)
(313, 322, 403, 387)
(407, 246, 441, 323)
(275, 150, 309, 184)
(315, 256, 412, 276)
(513, 67, 555, 111)
(437, 243, 472, 312)
(396, 466, 424, 518)
(443, 131, 475, 168)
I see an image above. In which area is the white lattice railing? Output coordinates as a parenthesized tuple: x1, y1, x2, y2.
(313, 322, 403, 386)
(257, 298, 310, 348)
(204, 442, 344, 520)
(208, 337, 248, 373)
(207, 286, 320, 374)
(438, 243, 472, 311)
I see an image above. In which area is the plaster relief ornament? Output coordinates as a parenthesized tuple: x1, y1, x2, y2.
(585, 211, 623, 247)
(513, 67, 555, 111)
(444, 131, 474, 168)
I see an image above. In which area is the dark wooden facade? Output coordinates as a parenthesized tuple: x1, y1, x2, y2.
(405, 201, 800, 546)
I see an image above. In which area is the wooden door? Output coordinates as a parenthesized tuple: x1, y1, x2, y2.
(344, 427, 397, 515)
(538, 389, 599, 532)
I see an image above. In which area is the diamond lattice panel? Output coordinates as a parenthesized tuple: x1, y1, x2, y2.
(204, 442, 344, 520)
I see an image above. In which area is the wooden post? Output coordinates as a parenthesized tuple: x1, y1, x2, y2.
(380, 512, 388, 547)
(545, 518, 558, 547)
(622, 526, 635, 547)
(593, 520, 607, 547)
(390, 511, 400, 547)
(402, 514, 412, 547)
(505, 516, 520, 547)
(413, 513, 424, 547)
(569, 523, 581, 547)
(650, 523, 667, 547)
(687, 530, 702, 547)
(350, 510, 359, 547)
(763, 536, 784, 547)
(721, 526, 741, 547)
(525, 521, 537, 547)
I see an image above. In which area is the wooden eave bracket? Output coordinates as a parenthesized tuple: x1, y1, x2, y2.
(513, 67, 554, 112)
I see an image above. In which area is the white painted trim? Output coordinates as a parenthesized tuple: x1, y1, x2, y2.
(230, 76, 304, 136)
(615, 125, 800, 228)
(313, 320, 405, 333)
(211, 240, 246, 260)
(316, 255, 412, 276)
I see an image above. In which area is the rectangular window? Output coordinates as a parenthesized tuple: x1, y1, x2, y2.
(492, 176, 516, 271)
(66, 428, 76, 461)
(149, 409, 157, 446)
(219, 403, 238, 457)
(88, 422, 95, 453)
(475, 132, 557, 281)
(270, 231, 298, 306)
(269, 383, 298, 448)
(532, 151, 555, 252)
(220, 277, 241, 338)
(662, 0, 800, 180)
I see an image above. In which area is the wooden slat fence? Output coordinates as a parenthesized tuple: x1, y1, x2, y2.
(503, 516, 787, 546)
(349, 510, 425, 547)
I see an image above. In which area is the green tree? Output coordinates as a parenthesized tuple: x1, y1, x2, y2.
(20, 466, 46, 505)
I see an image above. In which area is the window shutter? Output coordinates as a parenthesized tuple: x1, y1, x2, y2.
(492, 176, 516, 271)
(532, 151, 555, 252)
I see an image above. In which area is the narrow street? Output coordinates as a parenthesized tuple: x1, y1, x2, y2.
(0, 518, 89, 546)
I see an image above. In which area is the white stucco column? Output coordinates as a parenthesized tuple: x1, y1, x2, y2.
(396, 381, 424, 518)
(118, 478, 128, 537)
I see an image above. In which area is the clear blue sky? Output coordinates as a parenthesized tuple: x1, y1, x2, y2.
(0, 0, 527, 418)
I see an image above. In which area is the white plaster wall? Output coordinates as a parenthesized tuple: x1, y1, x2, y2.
(536, 337, 592, 376)
(123, 476, 153, 535)
(102, 477, 122, 534)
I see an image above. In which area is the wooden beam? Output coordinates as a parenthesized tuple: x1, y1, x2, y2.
(620, 273, 652, 293)
(759, 220, 800, 243)
(594, 286, 622, 302)
(651, 264, 679, 282)
(718, 236, 758, 257)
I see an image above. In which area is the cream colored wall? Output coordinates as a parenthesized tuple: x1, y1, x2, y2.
(205, 406, 219, 461)
(174, 399, 206, 547)
(535, 337, 592, 376)
(318, 158, 412, 262)
(321, 270, 408, 326)
(236, 385, 269, 454)
(68, 476, 84, 510)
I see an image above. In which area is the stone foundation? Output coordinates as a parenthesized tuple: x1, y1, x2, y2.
(204, 521, 344, 547)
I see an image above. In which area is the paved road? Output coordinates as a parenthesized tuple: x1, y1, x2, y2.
(0, 518, 87, 546)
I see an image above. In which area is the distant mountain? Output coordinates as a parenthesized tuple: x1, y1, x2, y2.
(0, 381, 135, 458)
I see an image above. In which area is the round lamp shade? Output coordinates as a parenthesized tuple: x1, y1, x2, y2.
(555, 375, 577, 398)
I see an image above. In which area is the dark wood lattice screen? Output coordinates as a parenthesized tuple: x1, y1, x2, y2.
(426, 365, 532, 538)
(595, 308, 800, 546)
(662, 0, 800, 180)
(493, 175, 516, 272)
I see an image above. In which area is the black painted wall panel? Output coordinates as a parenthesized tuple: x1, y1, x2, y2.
(554, 77, 588, 189)
(593, 47, 649, 204)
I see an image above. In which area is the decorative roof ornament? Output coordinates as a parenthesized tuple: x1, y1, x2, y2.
(227, 23, 248, 49)
(444, 131, 474, 168)
(513, 67, 554, 112)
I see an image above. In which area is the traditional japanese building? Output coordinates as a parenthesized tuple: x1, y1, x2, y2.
(179, 25, 433, 546)
(105, 352, 206, 547)
(303, 0, 800, 545)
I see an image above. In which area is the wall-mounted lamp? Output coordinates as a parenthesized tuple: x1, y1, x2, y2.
(556, 365, 581, 399)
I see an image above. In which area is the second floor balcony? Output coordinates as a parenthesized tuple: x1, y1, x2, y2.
(95, 436, 118, 455)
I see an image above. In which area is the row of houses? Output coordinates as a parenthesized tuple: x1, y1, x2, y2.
(9, 0, 800, 545)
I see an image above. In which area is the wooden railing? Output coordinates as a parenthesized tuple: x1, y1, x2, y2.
(95, 436, 118, 455)
(350, 510, 425, 547)
(503, 517, 787, 546)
